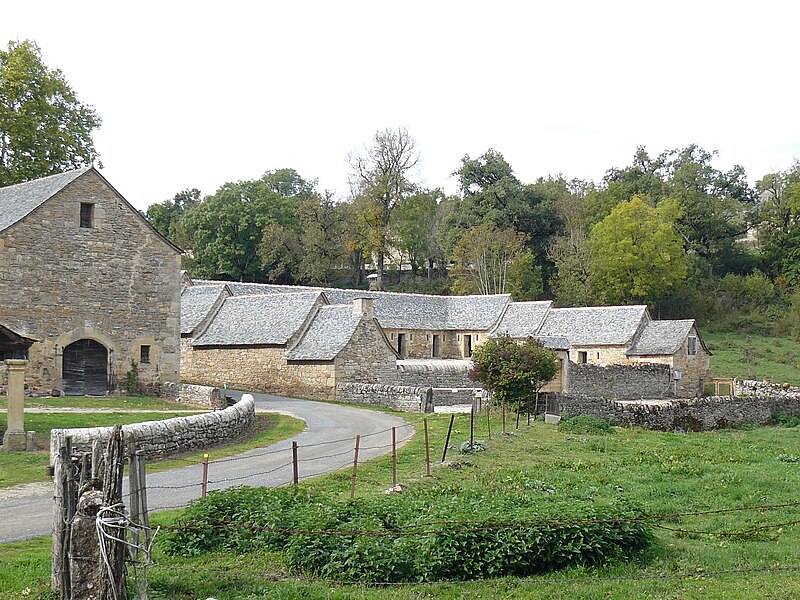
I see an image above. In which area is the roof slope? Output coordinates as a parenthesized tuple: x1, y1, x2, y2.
(180, 284, 229, 335)
(491, 301, 553, 338)
(284, 305, 361, 360)
(0, 167, 90, 232)
(627, 320, 695, 356)
(192, 280, 510, 331)
(538, 305, 648, 346)
(193, 292, 323, 346)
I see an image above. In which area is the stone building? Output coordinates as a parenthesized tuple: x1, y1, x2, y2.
(180, 285, 398, 400)
(182, 279, 711, 401)
(0, 168, 181, 395)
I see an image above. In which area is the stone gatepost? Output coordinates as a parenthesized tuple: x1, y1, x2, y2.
(3, 359, 30, 451)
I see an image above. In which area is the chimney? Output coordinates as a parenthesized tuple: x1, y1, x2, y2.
(352, 297, 374, 319)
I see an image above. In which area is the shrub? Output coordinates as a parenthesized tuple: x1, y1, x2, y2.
(125, 360, 139, 395)
(558, 415, 613, 434)
(161, 484, 651, 582)
(769, 412, 800, 428)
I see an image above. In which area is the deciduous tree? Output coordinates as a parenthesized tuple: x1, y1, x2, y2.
(450, 223, 527, 295)
(0, 40, 101, 185)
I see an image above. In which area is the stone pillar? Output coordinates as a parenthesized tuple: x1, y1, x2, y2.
(3, 359, 29, 451)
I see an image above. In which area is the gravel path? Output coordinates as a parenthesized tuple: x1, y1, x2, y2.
(0, 392, 412, 543)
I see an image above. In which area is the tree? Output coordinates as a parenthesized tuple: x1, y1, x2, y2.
(349, 127, 420, 290)
(144, 188, 201, 247)
(0, 40, 101, 186)
(391, 189, 443, 278)
(469, 336, 559, 408)
(295, 191, 349, 285)
(450, 223, 527, 295)
(588, 196, 690, 305)
(756, 162, 800, 280)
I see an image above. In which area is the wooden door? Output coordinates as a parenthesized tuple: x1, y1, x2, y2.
(63, 339, 108, 396)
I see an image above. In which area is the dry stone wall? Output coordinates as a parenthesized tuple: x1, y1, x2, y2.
(161, 381, 224, 408)
(336, 383, 426, 412)
(554, 393, 800, 431)
(396, 361, 476, 406)
(568, 363, 673, 399)
(50, 395, 256, 462)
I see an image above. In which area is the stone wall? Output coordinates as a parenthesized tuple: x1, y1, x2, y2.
(182, 342, 336, 399)
(554, 393, 800, 431)
(161, 381, 224, 408)
(384, 329, 487, 359)
(336, 382, 426, 412)
(50, 394, 256, 462)
(334, 318, 399, 386)
(396, 360, 476, 406)
(568, 363, 673, 399)
(0, 169, 181, 394)
(736, 379, 800, 398)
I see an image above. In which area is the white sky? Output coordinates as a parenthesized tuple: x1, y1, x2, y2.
(3, 1, 799, 210)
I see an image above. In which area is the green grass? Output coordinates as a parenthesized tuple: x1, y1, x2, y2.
(0, 395, 194, 410)
(705, 330, 800, 386)
(5, 411, 800, 597)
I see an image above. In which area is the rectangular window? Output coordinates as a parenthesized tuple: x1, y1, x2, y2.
(80, 203, 94, 228)
(687, 336, 697, 356)
(578, 351, 588, 364)
(140, 345, 151, 365)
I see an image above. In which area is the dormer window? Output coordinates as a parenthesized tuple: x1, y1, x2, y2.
(80, 203, 94, 228)
(687, 336, 697, 356)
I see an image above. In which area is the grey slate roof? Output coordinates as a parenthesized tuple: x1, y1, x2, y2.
(0, 167, 90, 232)
(284, 305, 361, 361)
(193, 292, 323, 346)
(538, 305, 648, 346)
(194, 280, 511, 331)
(180, 284, 229, 335)
(491, 301, 553, 338)
(626, 320, 695, 356)
(534, 336, 571, 351)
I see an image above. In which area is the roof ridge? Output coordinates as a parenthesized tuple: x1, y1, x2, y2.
(0, 166, 91, 192)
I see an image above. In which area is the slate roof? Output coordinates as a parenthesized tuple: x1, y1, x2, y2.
(538, 305, 648, 346)
(0, 167, 90, 232)
(626, 320, 695, 356)
(180, 284, 229, 335)
(192, 292, 323, 346)
(534, 336, 572, 351)
(193, 280, 511, 331)
(491, 301, 553, 338)
(284, 305, 362, 361)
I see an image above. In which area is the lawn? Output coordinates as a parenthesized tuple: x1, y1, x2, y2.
(0, 395, 195, 410)
(5, 409, 799, 599)
(704, 330, 800, 386)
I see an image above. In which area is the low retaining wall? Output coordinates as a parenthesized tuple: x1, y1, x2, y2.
(555, 393, 800, 431)
(396, 360, 477, 406)
(736, 379, 800, 398)
(162, 382, 224, 408)
(50, 394, 256, 462)
(337, 383, 425, 412)
(568, 363, 673, 399)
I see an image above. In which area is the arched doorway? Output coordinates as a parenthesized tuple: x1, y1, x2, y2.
(63, 339, 108, 396)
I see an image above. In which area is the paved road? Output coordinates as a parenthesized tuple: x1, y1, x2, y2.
(0, 392, 412, 543)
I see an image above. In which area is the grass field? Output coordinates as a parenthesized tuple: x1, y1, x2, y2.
(704, 330, 800, 386)
(4, 409, 799, 599)
(0, 395, 193, 410)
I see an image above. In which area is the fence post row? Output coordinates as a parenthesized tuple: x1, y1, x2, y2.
(350, 435, 361, 499)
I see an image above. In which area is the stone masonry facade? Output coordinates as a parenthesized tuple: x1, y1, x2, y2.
(0, 169, 181, 393)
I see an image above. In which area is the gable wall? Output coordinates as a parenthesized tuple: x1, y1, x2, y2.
(0, 171, 181, 392)
(335, 318, 398, 385)
(629, 327, 710, 397)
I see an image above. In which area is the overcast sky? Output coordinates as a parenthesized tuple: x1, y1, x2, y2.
(3, 1, 799, 210)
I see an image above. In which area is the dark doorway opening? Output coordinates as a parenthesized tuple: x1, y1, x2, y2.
(432, 334, 441, 358)
(63, 339, 108, 396)
(397, 333, 406, 358)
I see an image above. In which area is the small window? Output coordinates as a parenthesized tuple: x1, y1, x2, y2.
(140, 345, 151, 364)
(578, 351, 588, 364)
(80, 203, 94, 228)
(687, 336, 697, 356)
(597, 352, 600, 359)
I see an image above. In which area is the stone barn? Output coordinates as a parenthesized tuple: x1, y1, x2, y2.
(0, 168, 182, 395)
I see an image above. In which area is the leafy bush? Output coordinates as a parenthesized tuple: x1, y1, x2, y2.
(769, 412, 800, 428)
(558, 415, 613, 435)
(161, 484, 651, 582)
(125, 360, 139, 395)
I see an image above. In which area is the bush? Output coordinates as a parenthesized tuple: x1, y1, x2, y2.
(558, 415, 613, 435)
(769, 412, 800, 428)
(161, 485, 651, 582)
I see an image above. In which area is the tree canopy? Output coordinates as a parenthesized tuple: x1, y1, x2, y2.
(0, 40, 101, 186)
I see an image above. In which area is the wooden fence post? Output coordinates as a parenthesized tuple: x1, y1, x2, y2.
(201, 454, 209, 498)
(52, 432, 75, 598)
(391, 427, 397, 488)
(423, 418, 431, 477)
(100, 425, 128, 600)
(441, 414, 455, 463)
(350, 435, 360, 500)
(292, 441, 299, 485)
(487, 403, 492, 440)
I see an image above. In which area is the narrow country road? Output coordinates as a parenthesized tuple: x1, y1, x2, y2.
(0, 392, 412, 543)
